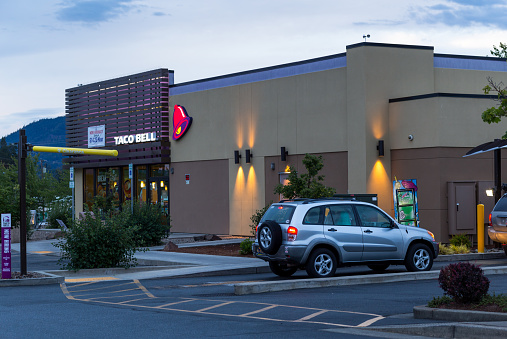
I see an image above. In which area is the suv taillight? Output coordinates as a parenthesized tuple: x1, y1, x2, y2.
(287, 226, 298, 241)
(489, 213, 492, 226)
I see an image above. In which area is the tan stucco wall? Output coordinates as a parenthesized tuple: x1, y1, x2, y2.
(345, 44, 435, 212)
(389, 96, 507, 150)
(168, 43, 507, 236)
(171, 68, 348, 235)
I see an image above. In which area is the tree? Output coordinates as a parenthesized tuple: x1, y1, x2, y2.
(482, 42, 507, 139)
(0, 137, 16, 166)
(274, 153, 336, 199)
(0, 153, 71, 227)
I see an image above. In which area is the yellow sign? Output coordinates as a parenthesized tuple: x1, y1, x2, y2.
(32, 146, 118, 157)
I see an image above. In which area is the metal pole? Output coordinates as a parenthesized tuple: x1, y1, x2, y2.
(477, 204, 485, 253)
(18, 129, 27, 275)
(494, 148, 502, 203)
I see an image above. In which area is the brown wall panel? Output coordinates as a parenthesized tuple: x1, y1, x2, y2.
(391, 147, 503, 242)
(170, 159, 229, 235)
(264, 152, 348, 204)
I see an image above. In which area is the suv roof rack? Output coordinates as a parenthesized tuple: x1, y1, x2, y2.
(278, 197, 357, 204)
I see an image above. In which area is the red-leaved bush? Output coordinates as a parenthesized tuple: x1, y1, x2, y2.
(438, 262, 490, 303)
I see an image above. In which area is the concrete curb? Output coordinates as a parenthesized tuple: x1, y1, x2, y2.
(233, 266, 507, 295)
(367, 322, 507, 339)
(0, 272, 64, 287)
(414, 305, 507, 322)
(436, 252, 506, 262)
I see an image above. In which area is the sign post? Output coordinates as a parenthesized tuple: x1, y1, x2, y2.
(70, 167, 75, 221)
(129, 163, 133, 211)
(1, 214, 11, 279)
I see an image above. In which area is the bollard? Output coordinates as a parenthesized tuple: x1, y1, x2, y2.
(477, 204, 484, 253)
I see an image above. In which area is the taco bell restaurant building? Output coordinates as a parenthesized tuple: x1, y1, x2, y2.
(65, 42, 507, 242)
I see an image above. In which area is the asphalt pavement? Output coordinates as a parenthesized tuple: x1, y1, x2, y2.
(4, 234, 507, 338)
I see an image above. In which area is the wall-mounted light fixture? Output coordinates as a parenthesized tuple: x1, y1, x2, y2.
(486, 188, 494, 197)
(377, 140, 384, 157)
(245, 149, 252, 163)
(270, 162, 275, 170)
(281, 147, 288, 161)
(234, 150, 241, 164)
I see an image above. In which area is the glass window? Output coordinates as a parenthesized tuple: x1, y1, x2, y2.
(97, 168, 108, 199)
(355, 205, 392, 228)
(136, 166, 147, 203)
(151, 164, 170, 177)
(110, 167, 120, 209)
(84, 169, 94, 209)
(303, 207, 322, 225)
(328, 205, 357, 226)
(261, 204, 296, 224)
(122, 166, 132, 202)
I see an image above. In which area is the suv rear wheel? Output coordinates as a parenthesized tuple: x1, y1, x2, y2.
(269, 262, 298, 277)
(306, 248, 336, 278)
(405, 243, 433, 272)
(257, 221, 282, 255)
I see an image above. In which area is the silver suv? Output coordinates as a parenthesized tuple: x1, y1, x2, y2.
(253, 199, 439, 278)
(488, 194, 507, 246)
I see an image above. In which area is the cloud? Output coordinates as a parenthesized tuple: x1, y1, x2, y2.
(56, 0, 136, 23)
(413, 1, 507, 29)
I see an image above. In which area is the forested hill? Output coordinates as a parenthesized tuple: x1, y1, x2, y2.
(5, 116, 66, 169)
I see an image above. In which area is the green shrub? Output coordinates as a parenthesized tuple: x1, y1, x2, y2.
(126, 201, 170, 246)
(239, 238, 254, 255)
(47, 200, 72, 229)
(55, 208, 142, 271)
(438, 262, 490, 303)
(450, 233, 472, 249)
(428, 295, 453, 308)
(450, 244, 470, 254)
(250, 204, 270, 235)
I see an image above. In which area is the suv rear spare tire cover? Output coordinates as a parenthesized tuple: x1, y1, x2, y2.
(258, 221, 282, 255)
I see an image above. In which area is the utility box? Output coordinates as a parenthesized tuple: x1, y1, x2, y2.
(333, 194, 378, 206)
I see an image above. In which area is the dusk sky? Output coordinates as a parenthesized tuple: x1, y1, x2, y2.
(1, 0, 507, 138)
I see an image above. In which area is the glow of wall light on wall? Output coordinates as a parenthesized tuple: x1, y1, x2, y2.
(234, 167, 245, 198)
(246, 166, 258, 197)
(368, 160, 389, 190)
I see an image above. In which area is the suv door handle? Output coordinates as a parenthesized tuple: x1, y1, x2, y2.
(327, 228, 337, 232)
(363, 229, 373, 234)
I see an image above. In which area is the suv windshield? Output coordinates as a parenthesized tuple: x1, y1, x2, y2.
(261, 204, 296, 224)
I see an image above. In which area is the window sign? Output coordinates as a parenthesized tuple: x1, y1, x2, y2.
(88, 125, 105, 148)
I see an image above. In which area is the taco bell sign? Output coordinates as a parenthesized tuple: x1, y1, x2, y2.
(1, 213, 11, 279)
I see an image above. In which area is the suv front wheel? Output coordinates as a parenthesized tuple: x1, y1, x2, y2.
(306, 248, 336, 278)
(405, 243, 433, 272)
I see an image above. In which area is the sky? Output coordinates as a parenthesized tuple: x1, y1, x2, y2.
(1, 0, 507, 138)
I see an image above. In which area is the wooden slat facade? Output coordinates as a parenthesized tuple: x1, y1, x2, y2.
(65, 69, 172, 168)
